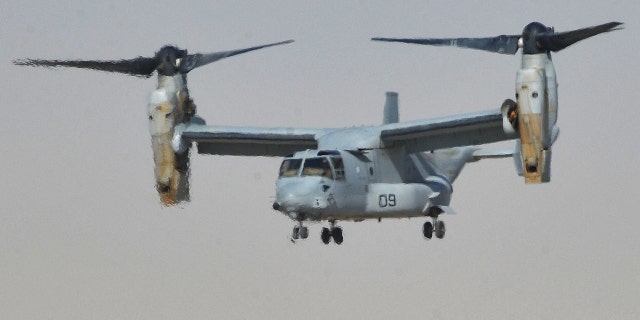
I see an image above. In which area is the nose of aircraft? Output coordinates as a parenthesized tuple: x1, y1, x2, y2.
(273, 177, 328, 214)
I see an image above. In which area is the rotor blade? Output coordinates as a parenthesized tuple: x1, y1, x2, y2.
(372, 35, 521, 55)
(536, 22, 623, 52)
(181, 39, 295, 73)
(12, 57, 158, 78)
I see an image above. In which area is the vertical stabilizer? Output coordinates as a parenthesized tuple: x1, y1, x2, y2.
(383, 92, 399, 124)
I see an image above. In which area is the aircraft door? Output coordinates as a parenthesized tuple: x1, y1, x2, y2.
(332, 151, 369, 214)
(360, 151, 375, 183)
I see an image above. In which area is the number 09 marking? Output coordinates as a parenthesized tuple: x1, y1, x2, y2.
(378, 194, 396, 207)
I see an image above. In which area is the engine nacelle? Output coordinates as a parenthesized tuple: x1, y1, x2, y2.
(148, 88, 192, 205)
(513, 53, 559, 183)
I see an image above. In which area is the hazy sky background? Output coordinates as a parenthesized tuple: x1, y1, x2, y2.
(1, 1, 638, 319)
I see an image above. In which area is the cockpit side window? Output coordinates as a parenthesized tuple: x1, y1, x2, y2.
(279, 159, 302, 177)
(302, 157, 333, 179)
(331, 157, 345, 179)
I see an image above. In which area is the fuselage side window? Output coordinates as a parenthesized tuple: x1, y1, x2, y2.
(331, 157, 345, 179)
(302, 157, 333, 179)
(279, 159, 302, 177)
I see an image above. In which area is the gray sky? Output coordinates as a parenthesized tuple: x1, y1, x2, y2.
(1, 1, 638, 319)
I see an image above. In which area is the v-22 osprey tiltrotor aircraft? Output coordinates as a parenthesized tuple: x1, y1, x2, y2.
(14, 21, 622, 244)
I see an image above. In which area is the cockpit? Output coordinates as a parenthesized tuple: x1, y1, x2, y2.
(278, 151, 345, 180)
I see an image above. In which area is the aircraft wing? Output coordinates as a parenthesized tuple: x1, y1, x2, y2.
(180, 123, 328, 156)
(380, 108, 515, 152)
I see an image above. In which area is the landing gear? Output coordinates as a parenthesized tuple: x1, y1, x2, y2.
(435, 220, 446, 239)
(320, 222, 343, 245)
(423, 217, 445, 240)
(292, 223, 308, 241)
(299, 226, 309, 239)
(333, 227, 344, 245)
(422, 221, 433, 239)
(321, 227, 331, 244)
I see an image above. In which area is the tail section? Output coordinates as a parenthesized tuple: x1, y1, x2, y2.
(413, 146, 519, 185)
(382, 92, 399, 124)
(412, 148, 478, 183)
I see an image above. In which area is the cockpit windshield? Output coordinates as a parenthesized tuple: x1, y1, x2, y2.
(279, 155, 344, 180)
(279, 159, 302, 177)
(302, 157, 333, 179)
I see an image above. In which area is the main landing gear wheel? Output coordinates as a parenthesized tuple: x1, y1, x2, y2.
(435, 220, 446, 239)
(321, 227, 331, 244)
(423, 221, 433, 239)
(332, 227, 343, 245)
(423, 218, 445, 240)
(320, 224, 344, 245)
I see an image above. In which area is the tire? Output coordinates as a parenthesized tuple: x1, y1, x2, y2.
(321, 227, 331, 244)
(435, 221, 446, 239)
(299, 226, 309, 239)
(292, 226, 300, 240)
(423, 221, 433, 239)
(332, 227, 343, 245)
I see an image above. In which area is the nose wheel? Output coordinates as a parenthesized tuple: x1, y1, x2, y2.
(291, 223, 309, 242)
(423, 218, 445, 240)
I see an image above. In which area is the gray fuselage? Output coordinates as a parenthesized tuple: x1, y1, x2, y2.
(273, 147, 473, 222)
